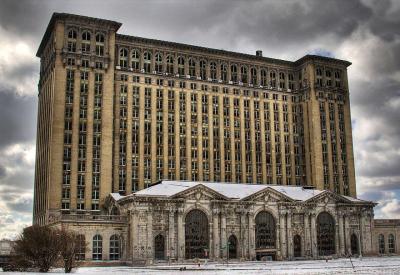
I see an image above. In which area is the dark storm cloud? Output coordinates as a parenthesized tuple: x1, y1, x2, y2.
(0, 90, 37, 148)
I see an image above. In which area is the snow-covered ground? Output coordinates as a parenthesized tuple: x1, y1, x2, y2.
(2, 256, 400, 274)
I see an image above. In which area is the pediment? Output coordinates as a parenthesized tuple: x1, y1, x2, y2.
(306, 190, 348, 204)
(171, 184, 227, 201)
(242, 187, 293, 202)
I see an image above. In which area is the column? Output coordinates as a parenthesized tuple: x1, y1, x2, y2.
(213, 209, 220, 260)
(168, 210, 175, 259)
(339, 213, 345, 256)
(221, 212, 227, 259)
(359, 214, 364, 256)
(240, 212, 247, 259)
(304, 213, 311, 258)
(335, 216, 340, 256)
(177, 208, 184, 261)
(311, 213, 317, 258)
(280, 212, 287, 259)
(248, 211, 256, 260)
(287, 213, 293, 259)
(147, 210, 153, 264)
(131, 210, 138, 260)
(344, 215, 351, 255)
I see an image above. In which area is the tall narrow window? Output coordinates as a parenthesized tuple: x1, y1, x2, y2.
(241, 66, 248, 83)
(260, 69, 267, 86)
(221, 64, 227, 82)
(109, 235, 120, 260)
(119, 48, 128, 68)
(92, 235, 102, 260)
(131, 50, 140, 70)
(231, 64, 238, 82)
(143, 51, 152, 73)
(379, 234, 385, 254)
(189, 58, 196, 77)
(251, 67, 257, 85)
(155, 53, 163, 73)
(178, 56, 185, 76)
(81, 31, 91, 53)
(200, 60, 206, 80)
(388, 234, 395, 253)
(210, 62, 217, 80)
(95, 33, 104, 56)
(166, 55, 174, 74)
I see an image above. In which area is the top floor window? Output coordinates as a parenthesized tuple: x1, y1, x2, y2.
(68, 29, 77, 39)
(270, 71, 276, 88)
(221, 64, 228, 82)
(210, 62, 217, 80)
(67, 29, 77, 52)
(95, 33, 105, 56)
(231, 64, 238, 82)
(178, 56, 185, 76)
(251, 67, 257, 85)
(167, 55, 174, 74)
(279, 72, 286, 89)
(143, 51, 152, 73)
(155, 53, 163, 73)
(119, 48, 128, 68)
(241, 66, 248, 83)
(200, 60, 206, 80)
(81, 31, 91, 53)
(96, 33, 105, 43)
(189, 58, 196, 77)
(131, 50, 140, 70)
(261, 69, 267, 86)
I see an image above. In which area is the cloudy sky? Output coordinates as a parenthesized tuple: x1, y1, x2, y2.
(0, 0, 399, 239)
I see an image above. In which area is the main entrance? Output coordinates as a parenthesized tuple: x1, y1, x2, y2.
(255, 211, 276, 260)
(185, 209, 209, 259)
(317, 212, 336, 256)
(293, 235, 302, 257)
(351, 234, 359, 255)
(228, 235, 238, 259)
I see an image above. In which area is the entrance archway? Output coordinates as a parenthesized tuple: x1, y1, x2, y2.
(351, 234, 359, 255)
(154, 234, 165, 260)
(185, 209, 209, 259)
(255, 211, 276, 260)
(293, 235, 302, 257)
(317, 212, 335, 256)
(228, 235, 238, 259)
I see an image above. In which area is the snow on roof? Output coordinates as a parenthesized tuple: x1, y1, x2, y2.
(132, 180, 326, 201)
(110, 193, 125, 201)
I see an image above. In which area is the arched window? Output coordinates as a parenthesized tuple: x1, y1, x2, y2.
(67, 29, 77, 53)
(75, 234, 86, 260)
(317, 212, 335, 256)
(178, 56, 185, 76)
(155, 53, 163, 73)
(255, 211, 276, 249)
(379, 234, 385, 254)
(92, 234, 102, 260)
(326, 70, 332, 86)
(200, 60, 207, 80)
(81, 31, 91, 53)
(131, 50, 140, 70)
(189, 58, 196, 77)
(388, 234, 395, 253)
(109, 234, 120, 260)
(210, 62, 217, 80)
(143, 51, 152, 73)
(228, 235, 238, 259)
(288, 73, 295, 90)
(119, 48, 128, 68)
(270, 71, 276, 88)
(68, 29, 77, 39)
(251, 67, 257, 85)
(260, 69, 267, 87)
(154, 234, 165, 260)
(231, 64, 238, 82)
(95, 33, 104, 56)
(220, 64, 227, 82)
(241, 66, 248, 83)
(279, 72, 286, 89)
(185, 209, 209, 259)
(166, 55, 174, 74)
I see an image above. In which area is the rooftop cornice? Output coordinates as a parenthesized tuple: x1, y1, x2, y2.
(36, 12, 122, 57)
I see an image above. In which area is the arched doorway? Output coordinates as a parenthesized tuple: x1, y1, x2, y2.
(317, 212, 335, 256)
(255, 211, 276, 260)
(185, 209, 209, 259)
(228, 235, 238, 259)
(154, 234, 165, 260)
(293, 235, 302, 257)
(351, 234, 359, 255)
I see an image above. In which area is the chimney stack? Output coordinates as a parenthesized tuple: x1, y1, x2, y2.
(256, 50, 263, 57)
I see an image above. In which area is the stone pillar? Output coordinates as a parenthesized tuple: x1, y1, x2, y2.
(359, 213, 364, 256)
(248, 211, 256, 260)
(240, 212, 247, 259)
(168, 210, 175, 259)
(339, 213, 345, 256)
(213, 209, 220, 260)
(147, 210, 153, 264)
(311, 213, 318, 258)
(280, 212, 287, 259)
(335, 215, 340, 256)
(287, 213, 293, 259)
(304, 213, 311, 258)
(344, 215, 351, 255)
(221, 212, 227, 259)
(177, 208, 184, 261)
(131, 210, 138, 260)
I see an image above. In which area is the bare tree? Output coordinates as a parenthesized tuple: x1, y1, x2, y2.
(13, 225, 62, 272)
(59, 229, 83, 273)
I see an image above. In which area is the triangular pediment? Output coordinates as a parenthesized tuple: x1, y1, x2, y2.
(242, 187, 293, 202)
(306, 190, 348, 204)
(171, 184, 227, 201)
